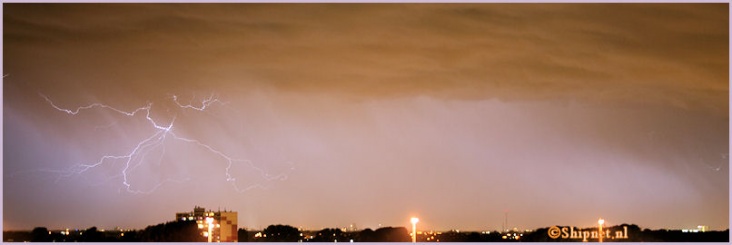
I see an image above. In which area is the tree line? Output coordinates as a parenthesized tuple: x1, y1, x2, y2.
(247, 224, 412, 242)
(5, 221, 203, 242)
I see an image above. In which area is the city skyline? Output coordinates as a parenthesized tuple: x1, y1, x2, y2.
(3, 3, 729, 232)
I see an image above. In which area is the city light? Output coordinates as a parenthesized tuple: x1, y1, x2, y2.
(410, 217, 419, 243)
(206, 217, 214, 243)
(598, 218, 604, 243)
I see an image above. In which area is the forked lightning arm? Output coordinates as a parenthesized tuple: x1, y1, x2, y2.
(39, 93, 288, 194)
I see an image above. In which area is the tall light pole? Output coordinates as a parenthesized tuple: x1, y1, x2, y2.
(410, 217, 419, 243)
(598, 218, 604, 243)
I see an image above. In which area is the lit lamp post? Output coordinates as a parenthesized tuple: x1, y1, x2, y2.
(206, 217, 215, 243)
(410, 217, 419, 243)
(598, 218, 604, 243)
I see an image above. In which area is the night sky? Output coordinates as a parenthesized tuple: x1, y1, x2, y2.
(3, 3, 729, 232)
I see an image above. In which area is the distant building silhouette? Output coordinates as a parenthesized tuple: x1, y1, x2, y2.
(175, 206, 238, 242)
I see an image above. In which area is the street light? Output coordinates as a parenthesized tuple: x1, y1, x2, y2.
(410, 217, 419, 243)
(598, 218, 604, 243)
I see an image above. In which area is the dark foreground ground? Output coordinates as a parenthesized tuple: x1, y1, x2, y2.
(4, 222, 729, 242)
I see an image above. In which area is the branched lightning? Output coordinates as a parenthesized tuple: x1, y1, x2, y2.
(172, 94, 226, 111)
(37, 93, 289, 194)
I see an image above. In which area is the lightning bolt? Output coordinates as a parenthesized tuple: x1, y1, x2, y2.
(35, 93, 291, 194)
(700, 154, 727, 172)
